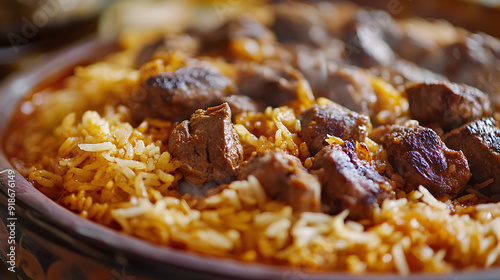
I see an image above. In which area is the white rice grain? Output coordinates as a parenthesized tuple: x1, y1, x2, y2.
(392, 243, 409, 275)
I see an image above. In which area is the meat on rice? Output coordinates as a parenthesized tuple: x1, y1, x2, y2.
(6, 0, 500, 276)
(168, 103, 243, 185)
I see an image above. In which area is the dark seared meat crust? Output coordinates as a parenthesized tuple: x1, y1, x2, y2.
(311, 141, 391, 220)
(133, 65, 235, 122)
(375, 125, 471, 196)
(444, 118, 500, 194)
(235, 60, 314, 108)
(342, 10, 399, 68)
(299, 103, 371, 155)
(406, 81, 491, 131)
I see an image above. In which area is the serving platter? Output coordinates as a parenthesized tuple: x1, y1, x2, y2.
(2, 1, 500, 278)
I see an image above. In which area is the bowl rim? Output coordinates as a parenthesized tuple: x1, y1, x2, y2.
(1, 36, 499, 280)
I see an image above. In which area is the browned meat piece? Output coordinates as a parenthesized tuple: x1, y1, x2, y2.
(311, 141, 391, 220)
(388, 27, 500, 106)
(199, 14, 275, 54)
(236, 61, 314, 107)
(338, 10, 449, 90)
(369, 59, 447, 91)
(317, 2, 360, 37)
(221, 95, 264, 117)
(395, 31, 444, 72)
(134, 34, 200, 68)
(443, 33, 500, 109)
(444, 33, 500, 88)
(314, 64, 376, 116)
(376, 125, 471, 196)
(299, 103, 371, 155)
(392, 59, 447, 84)
(168, 103, 243, 185)
(392, 19, 461, 73)
(272, 2, 329, 47)
(342, 10, 401, 68)
(238, 150, 321, 212)
(284, 43, 344, 92)
(444, 118, 500, 194)
(132, 65, 235, 122)
(406, 81, 492, 131)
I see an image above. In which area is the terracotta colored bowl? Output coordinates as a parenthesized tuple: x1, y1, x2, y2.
(1, 37, 500, 280)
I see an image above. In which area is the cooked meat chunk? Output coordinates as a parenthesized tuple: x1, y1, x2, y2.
(311, 141, 391, 220)
(272, 2, 329, 46)
(221, 95, 264, 117)
(168, 103, 243, 185)
(339, 10, 450, 91)
(444, 118, 500, 194)
(134, 34, 199, 68)
(199, 15, 275, 53)
(238, 150, 321, 212)
(370, 59, 447, 91)
(393, 19, 460, 73)
(286, 45, 328, 91)
(314, 64, 376, 116)
(395, 31, 442, 71)
(376, 125, 471, 196)
(444, 33, 500, 90)
(317, 1, 360, 37)
(299, 103, 371, 155)
(284, 43, 344, 92)
(132, 65, 235, 122)
(342, 10, 400, 68)
(236, 61, 314, 107)
(407, 81, 491, 131)
(440, 33, 500, 110)
(392, 59, 447, 84)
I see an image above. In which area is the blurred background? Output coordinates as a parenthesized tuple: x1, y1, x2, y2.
(1, 0, 500, 82)
(0, 0, 111, 79)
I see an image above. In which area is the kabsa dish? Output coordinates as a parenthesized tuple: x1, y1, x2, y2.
(5, 1, 500, 275)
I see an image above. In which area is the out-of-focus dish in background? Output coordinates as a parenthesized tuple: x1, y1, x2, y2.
(2, 0, 500, 80)
(0, 0, 114, 78)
